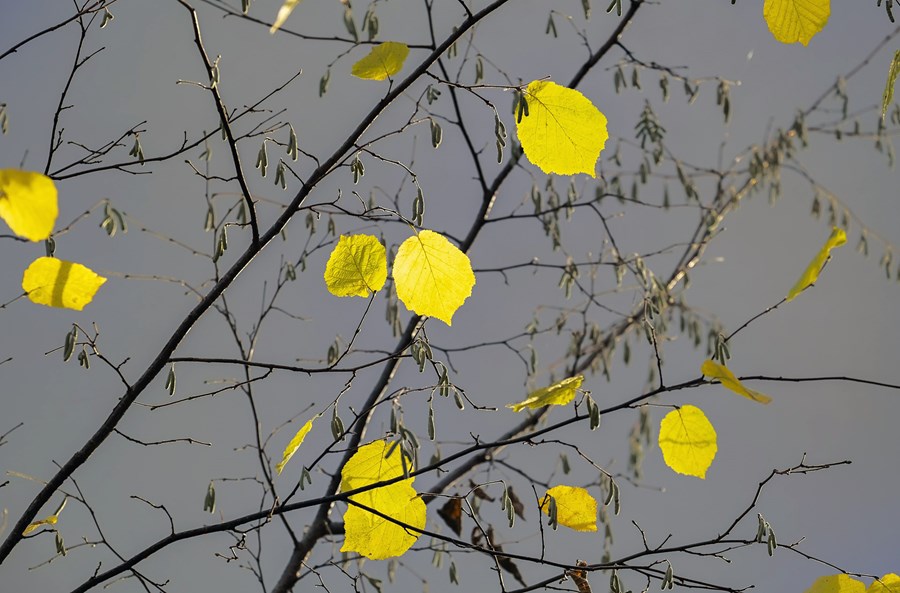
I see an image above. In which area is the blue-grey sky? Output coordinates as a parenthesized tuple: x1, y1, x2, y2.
(1, 1, 898, 592)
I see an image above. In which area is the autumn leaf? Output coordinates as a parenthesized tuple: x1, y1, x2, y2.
(516, 80, 608, 177)
(269, 0, 301, 34)
(763, 0, 830, 46)
(658, 405, 717, 479)
(507, 375, 584, 412)
(437, 497, 462, 536)
(882, 50, 900, 123)
(23, 498, 66, 536)
(22, 257, 107, 311)
(804, 575, 866, 593)
(341, 440, 426, 559)
(324, 234, 387, 297)
(869, 574, 900, 593)
(275, 415, 316, 475)
(786, 226, 847, 301)
(701, 360, 772, 404)
(0, 169, 58, 242)
(351, 42, 409, 81)
(540, 485, 597, 532)
(392, 230, 475, 326)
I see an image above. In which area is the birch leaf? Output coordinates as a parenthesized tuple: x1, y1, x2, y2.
(763, 0, 830, 46)
(786, 226, 847, 301)
(658, 405, 717, 479)
(275, 415, 316, 475)
(392, 230, 475, 326)
(340, 440, 426, 559)
(869, 574, 900, 593)
(804, 575, 866, 593)
(882, 50, 900, 123)
(23, 498, 66, 536)
(516, 80, 608, 177)
(351, 42, 409, 81)
(22, 257, 107, 310)
(0, 169, 58, 242)
(541, 485, 597, 532)
(507, 375, 584, 412)
(324, 234, 387, 297)
(701, 360, 772, 404)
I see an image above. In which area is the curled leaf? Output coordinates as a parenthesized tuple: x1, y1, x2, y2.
(23, 498, 66, 536)
(22, 257, 107, 310)
(786, 226, 847, 301)
(701, 360, 772, 404)
(0, 169, 58, 241)
(275, 416, 316, 475)
(882, 51, 900, 123)
(270, 0, 301, 34)
(507, 375, 584, 412)
(658, 405, 717, 479)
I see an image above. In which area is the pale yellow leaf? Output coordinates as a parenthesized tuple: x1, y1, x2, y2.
(351, 42, 409, 81)
(275, 416, 316, 475)
(516, 80, 608, 177)
(0, 169, 58, 242)
(22, 257, 107, 310)
(701, 360, 772, 404)
(804, 575, 866, 593)
(270, 0, 301, 34)
(23, 498, 66, 536)
(392, 230, 475, 326)
(340, 440, 426, 559)
(786, 226, 847, 301)
(507, 375, 584, 412)
(882, 51, 900, 123)
(541, 485, 597, 532)
(869, 574, 900, 593)
(658, 405, 717, 479)
(324, 234, 387, 297)
(763, 0, 830, 46)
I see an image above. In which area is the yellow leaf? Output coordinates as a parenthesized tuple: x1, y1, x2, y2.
(22, 257, 107, 311)
(516, 80, 608, 177)
(23, 497, 66, 536)
(658, 405, 717, 479)
(0, 169, 58, 242)
(869, 574, 900, 593)
(763, 0, 830, 46)
(275, 416, 316, 475)
(351, 42, 409, 81)
(507, 375, 584, 412)
(340, 440, 426, 560)
(804, 575, 866, 593)
(786, 226, 847, 301)
(541, 485, 597, 532)
(701, 360, 772, 404)
(324, 234, 387, 297)
(882, 50, 900, 123)
(269, 0, 301, 34)
(392, 230, 475, 326)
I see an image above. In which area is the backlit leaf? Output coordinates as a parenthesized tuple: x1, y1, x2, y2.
(804, 575, 865, 593)
(658, 405, 717, 479)
(275, 416, 316, 475)
(701, 360, 772, 404)
(540, 485, 597, 532)
(516, 80, 608, 177)
(341, 440, 426, 559)
(882, 50, 900, 123)
(351, 42, 409, 81)
(392, 230, 475, 326)
(869, 574, 900, 593)
(269, 0, 301, 34)
(22, 257, 107, 311)
(0, 169, 58, 241)
(763, 0, 830, 46)
(786, 226, 847, 301)
(324, 234, 387, 297)
(507, 375, 584, 412)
